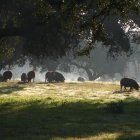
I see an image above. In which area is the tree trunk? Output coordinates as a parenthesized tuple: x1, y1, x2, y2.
(85, 68, 102, 81)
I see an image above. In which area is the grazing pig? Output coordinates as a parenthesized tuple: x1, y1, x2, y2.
(45, 71, 65, 83)
(27, 71, 35, 82)
(21, 73, 27, 83)
(45, 71, 54, 83)
(53, 71, 65, 82)
(77, 77, 85, 81)
(120, 78, 139, 91)
(2, 71, 12, 82)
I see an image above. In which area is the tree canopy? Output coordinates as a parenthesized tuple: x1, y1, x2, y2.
(0, 0, 139, 59)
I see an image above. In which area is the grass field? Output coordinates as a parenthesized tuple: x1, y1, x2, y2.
(0, 81, 140, 140)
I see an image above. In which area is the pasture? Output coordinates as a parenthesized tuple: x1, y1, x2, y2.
(0, 81, 140, 140)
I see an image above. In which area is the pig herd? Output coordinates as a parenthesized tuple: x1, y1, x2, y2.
(0, 70, 65, 83)
(0, 70, 140, 91)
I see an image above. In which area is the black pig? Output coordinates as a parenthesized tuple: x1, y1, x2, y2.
(27, 71, 35, 82)
(45, 71, 65, 83)
(21, 73, 27, 83)
(120, 78, 139, 91)
(2, 71, 12, 82)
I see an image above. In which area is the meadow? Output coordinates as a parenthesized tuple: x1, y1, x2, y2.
(0, 81, 140, 140)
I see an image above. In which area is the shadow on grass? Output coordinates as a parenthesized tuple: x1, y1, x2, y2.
(0, 97, 140, 140)
(116, 134, 140, 140)
(0, 84, 25, 95)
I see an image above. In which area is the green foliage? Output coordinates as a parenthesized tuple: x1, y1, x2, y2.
(0, 38, 15, 59)
(0, 0, 139, 58)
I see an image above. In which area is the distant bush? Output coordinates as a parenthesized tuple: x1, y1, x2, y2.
(104, 100, 124, 113)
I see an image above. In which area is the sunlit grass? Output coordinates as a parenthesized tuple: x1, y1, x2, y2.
(0, 81, 140, 140)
